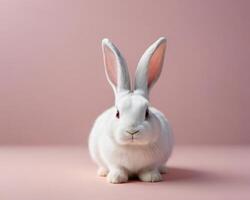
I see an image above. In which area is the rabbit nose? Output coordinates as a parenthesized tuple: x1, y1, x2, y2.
(126, 129, 140, 135)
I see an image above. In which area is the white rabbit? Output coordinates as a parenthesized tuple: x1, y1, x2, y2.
(88, 37, 173, 183)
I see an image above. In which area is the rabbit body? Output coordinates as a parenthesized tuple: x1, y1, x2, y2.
(89, 106, 173, 178)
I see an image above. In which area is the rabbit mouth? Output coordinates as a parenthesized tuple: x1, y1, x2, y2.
(126, 130, 140, 141)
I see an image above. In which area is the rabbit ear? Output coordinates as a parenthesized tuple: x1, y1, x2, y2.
(102, 39, 131, 95)
(134, 37, 167, 98)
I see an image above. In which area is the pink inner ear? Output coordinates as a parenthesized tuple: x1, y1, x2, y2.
(104, 46, 117, 86)
(148, 43, 166, 88)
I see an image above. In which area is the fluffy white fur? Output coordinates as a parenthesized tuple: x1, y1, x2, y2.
(88, 37, 174, 184)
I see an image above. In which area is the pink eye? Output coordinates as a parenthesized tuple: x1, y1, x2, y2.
(145, 108, 149, 120)
(116, 110, 120, 119)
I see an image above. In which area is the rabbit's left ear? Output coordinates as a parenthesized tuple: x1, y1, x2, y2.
(134, 37, 167, 98)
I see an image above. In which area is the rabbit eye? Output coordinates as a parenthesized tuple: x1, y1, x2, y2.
(116, 110, 120, 119)
(145, 108, 149, 120)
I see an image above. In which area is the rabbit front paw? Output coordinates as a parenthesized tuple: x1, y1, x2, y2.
(139, 169, 162, 182)
(107, 169, 128, 184)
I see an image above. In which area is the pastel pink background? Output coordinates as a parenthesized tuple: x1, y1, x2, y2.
(1, 0, 250, 145)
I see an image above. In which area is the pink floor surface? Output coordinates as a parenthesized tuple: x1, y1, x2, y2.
(0, 145, 249, 200)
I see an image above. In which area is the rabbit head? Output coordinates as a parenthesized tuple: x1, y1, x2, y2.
(102, 37, 167, 145)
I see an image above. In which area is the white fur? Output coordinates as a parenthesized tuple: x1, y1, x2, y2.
(88, 37, 174, 183)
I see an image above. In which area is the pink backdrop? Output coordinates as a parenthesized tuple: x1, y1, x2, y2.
(0, 0, 250, 145)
